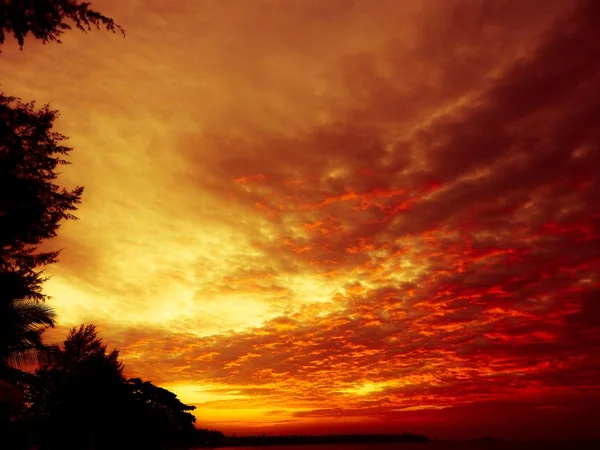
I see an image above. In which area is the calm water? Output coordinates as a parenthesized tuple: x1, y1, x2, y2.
(216, 442, 599, 450)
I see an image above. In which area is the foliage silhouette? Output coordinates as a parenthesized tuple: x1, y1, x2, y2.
(20, 325, 197, 450)
(0, 0, 122, 383)
(0, 0, 125, 50)
(127, 377, 197, 439)
(1, 2, 126, 447)
(25, 325, 125, 449)
(0, 296, 56, 369)
(0, 94, 83, 300)
(0, 94, 78, 390)
(223, 433, 431, 447)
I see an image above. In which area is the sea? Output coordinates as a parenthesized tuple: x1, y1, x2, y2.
(215, 442, 599, 450)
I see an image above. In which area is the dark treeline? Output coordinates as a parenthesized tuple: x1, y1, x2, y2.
(5, 325, 199, 450)
(221, 433, 430, 447)
(155, 431, 430, 448)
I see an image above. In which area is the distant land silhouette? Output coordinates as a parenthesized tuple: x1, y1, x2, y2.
(195, 432, 430, 448)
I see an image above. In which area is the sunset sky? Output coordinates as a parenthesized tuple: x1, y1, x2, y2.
(2, 0, 600, 440)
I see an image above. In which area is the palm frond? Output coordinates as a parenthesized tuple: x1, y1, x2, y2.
(0, 297, 57, 369)
(6, 345, 58, 368)
(10, 298, 56, 328)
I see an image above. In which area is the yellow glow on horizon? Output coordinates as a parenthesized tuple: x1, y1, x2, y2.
(392, 405, 447, 412)
(161, 383, 251, 404)
(336, 381, 391, 397)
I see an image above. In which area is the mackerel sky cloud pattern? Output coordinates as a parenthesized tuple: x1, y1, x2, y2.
(2, 0, 599, 439)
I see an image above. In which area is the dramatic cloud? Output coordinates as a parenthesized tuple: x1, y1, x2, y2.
(2, 0, 599, 439)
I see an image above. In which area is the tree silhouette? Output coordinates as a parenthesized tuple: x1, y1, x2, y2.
(0, 295, 56, 369)
(0, 94, 78, 429)
(0, 0, 123, 377)
(24, 325, 197, 450)
(0, 94, 83, 299)
(1, 2, 125, 445)
(0, 94, 79, 394)
(126, 377, 197, 447)
(0, 0, 124, 50)
(25, 325, 125, 449)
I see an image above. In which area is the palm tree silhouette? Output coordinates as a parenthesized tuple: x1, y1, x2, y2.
(0, 297, 56, 369)
(0, 290, 56, 415)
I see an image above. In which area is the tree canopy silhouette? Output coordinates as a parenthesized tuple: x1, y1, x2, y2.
(0, 94, 76, 406)
(0, 0, 122, 378)
(0, 0, 124, 50)
(1, 1, 127, 445)
(0, 95, 82, 298)
(23, 325, 197, 450)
